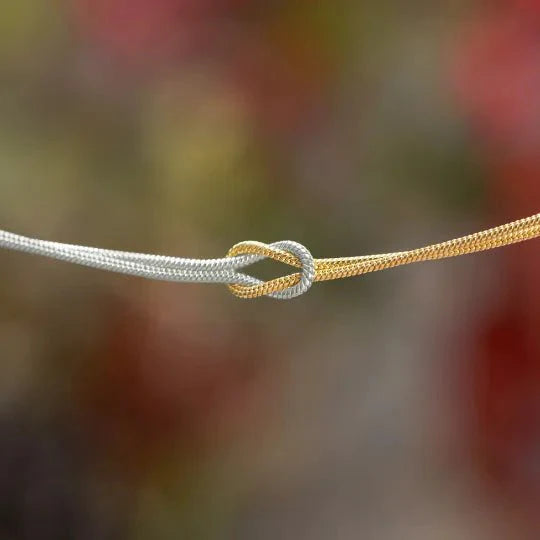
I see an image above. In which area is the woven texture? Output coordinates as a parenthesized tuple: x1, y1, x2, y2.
(227, 213, 540, 298)
(2, 213, 539, 299)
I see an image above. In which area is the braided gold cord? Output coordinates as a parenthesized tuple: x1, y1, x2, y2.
(228, 213, 540, 299)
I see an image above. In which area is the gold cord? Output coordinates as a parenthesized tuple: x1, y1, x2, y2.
(227, 213, 540, 299)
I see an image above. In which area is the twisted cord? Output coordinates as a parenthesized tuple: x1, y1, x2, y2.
(227, 240, 315, 299)
(2, 212, 539, 299)
(0, 230, 261, 285)
(227, 213, 540, 298)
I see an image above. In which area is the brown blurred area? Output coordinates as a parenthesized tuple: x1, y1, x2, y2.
(1, 1, 539, 539)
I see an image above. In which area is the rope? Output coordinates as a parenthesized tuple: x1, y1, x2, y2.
(0, 230, 261, 286)
(1, 212, 539, 300)
(227, 213, 540, 298)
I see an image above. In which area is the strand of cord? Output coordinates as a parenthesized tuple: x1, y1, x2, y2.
(317, 217, 540, 280)
(0, 230, 262, 285)
(236, 213, 540, 272)
(228, 218, 540, 298)
(231, 214, 540, 273)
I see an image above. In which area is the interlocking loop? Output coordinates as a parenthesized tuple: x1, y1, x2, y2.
(227, 213, 540, 298)
(227, 240, 315, 299)
(2, 213, 540, 300)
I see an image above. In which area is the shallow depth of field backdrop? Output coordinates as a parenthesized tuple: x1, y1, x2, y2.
(1, 2, 539, 539)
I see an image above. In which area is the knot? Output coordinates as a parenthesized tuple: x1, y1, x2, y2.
(227, 240, 315, 299)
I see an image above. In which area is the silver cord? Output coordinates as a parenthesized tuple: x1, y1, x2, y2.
(0, 229, 316, 298)
(0, 229, 262, 286)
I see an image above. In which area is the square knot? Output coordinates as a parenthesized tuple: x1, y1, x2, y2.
(226, 240, 315, 299)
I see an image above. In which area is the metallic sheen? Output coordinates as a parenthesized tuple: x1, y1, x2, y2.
(2, 212, 539, 300)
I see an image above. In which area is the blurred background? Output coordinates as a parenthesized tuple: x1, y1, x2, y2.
(0, 1, 539, 538)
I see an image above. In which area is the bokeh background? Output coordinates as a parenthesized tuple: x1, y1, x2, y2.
(1, 1, 539, 539)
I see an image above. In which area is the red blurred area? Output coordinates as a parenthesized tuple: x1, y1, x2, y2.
(455, 1, 540, 522)
(73, 0, 332, 133)
(80, 293, 274, 473)
(74, 0, 249, 64)
(454, 9, 539, 152)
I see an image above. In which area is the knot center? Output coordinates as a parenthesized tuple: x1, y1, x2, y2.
(227, 240, 315, 299)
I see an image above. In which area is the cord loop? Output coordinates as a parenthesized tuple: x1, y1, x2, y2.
(227, 240, 315, 299)
(2, 212, 539, 300)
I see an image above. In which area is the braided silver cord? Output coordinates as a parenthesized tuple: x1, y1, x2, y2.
(0, 229, 316, 298)
(0, 229, 263, 285)
(268, 241, 314, 299)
